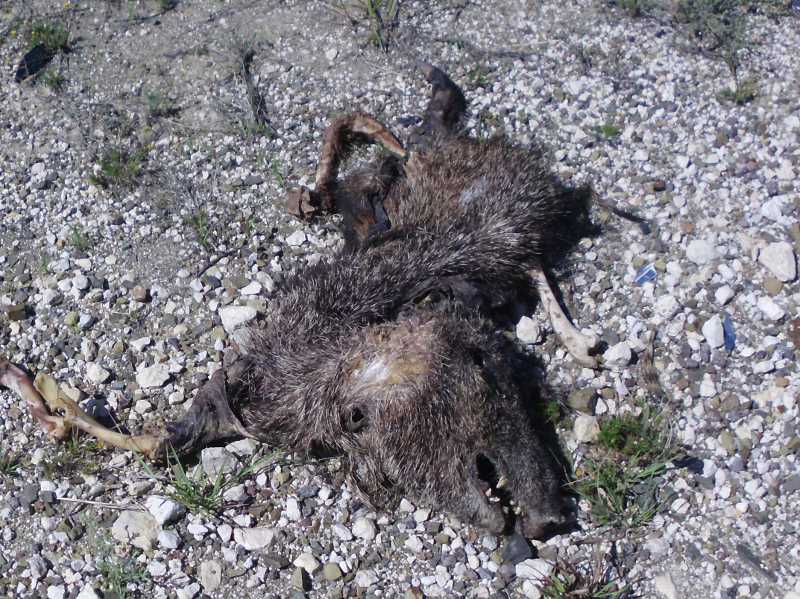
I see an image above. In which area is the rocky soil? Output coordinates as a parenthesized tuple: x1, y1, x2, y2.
(1, 1, 799, 598)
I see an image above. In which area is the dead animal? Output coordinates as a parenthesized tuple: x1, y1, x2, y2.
(1, 65, 617, 539)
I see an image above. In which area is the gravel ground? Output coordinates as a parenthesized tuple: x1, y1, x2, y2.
(1, 1, 799, 598)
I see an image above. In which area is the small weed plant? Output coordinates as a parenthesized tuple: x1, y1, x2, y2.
(184, 209, 212, 251)
(81, 514, 149, 599)
(90, 146, 148, 189)
(69, 227, 92, 251)
(28, 22, 70, 54)
(541, 552, 632, 599)
(141, 448, 282, 516)
(331, 0, 399, 50)
(573, 404, 674, 529)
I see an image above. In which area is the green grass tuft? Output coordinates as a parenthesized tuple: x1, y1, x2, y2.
(90, 146, 148, 189)
(28, 22, 70, 54)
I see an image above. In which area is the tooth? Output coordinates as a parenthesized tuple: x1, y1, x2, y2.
(485, 488, 493, 497)
(509, 499, 516, 506)
(496, 476, 508, 489)
(489, 496, 500, 503)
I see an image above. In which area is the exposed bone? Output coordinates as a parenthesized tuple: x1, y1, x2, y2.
(0, 360, 163, 459)
(530, 268, 601, 368)
(287, 113, 406, 219)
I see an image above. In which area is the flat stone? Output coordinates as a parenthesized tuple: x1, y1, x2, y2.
(293, 552, 321, 574)
(291, 567, 311, 592)
(516, 316, 541, 344)
(567, 388, 597, 414)
(158, 529, 181, 549)
(573, 415, 600, 443)
(654, 573, 678, 599)
(515, 558, 554, 582)
(323, 562, 343, 581)
(111, 510, 160, 550)
(145, 495, 186, 525)
(201, 447, 237, 478)
(686, 239, 717, 265)
(86, 363, 111, 384)
(136, 363, 170, 388)
(715, 285, 734, 305)
(219, 305, 258, 334)
(355, 569, 379, 588)
(199, 560, 222, 592)
(226, 438, 260, 457)
(757, 297, 785, 321)
(654, 295, 680, 320)
(332, 523, 353, 541)
(758, 242, 796, 282)
(702, 315, 725, 349)
(285, 231, 307, 247)
(130, 336, 152, 351)
(603, 342, 632, 368)
(234, 527, 276, 550)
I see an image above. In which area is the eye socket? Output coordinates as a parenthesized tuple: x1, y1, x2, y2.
(345, 406, 367, 433)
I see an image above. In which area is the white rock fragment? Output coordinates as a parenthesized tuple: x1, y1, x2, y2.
(201, 447, 237, 478)
(111, 511, 160, 550)
(352, 517, 376, 541)
(332, 523, 353, 541)
(700, 374, 717, 398)
(285, 230, 307, 247)
(654, 572, 678, 599)
(573, 415, 600, 443)
(686, 239, 717, 265)
(131, 336, 152, 352)
(715, 285, 734, 305)
(240, 281, 262, 295)
(293, 552, 321, 574)
(176, 583, 200, 599)
(76, 587, 102, 599)
(136, 363, 170, 388)
(158, 529, 181, 549)
(516, 316, 541, 344)
(86, 363, 111, 384)
(355, 569, 379, 588)
(405, 535, 424, 553)
(515, 558, 554, 582)
(757, 296, 785, 321)
(234, 527, 276, 550)
(285, 497, 302, 521)
(758, 242, 797, 282)
(702, 315, 725, 349)
(47, 585, 65, 599)
(145, 495, 186, 526)
(655, 295, 680, 320)
(219, 305, 258, 334)
(199, 560, 222, 592)
(603, 342, 632, 368)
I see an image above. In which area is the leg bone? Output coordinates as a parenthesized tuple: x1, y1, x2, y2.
(529, 269, 601, 368)
(287, 113, 406, 219)
(1, 360, 164, 458)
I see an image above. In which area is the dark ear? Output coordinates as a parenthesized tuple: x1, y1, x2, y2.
(344, 405, 368, 433)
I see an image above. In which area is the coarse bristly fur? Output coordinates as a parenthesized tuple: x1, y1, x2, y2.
(1, 65, 592, 540)
(213, 69, 593, 538)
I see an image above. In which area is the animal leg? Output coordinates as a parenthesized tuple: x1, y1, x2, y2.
(286, 113, 406, 219)
(0, 359, 253, 462)
(0, 360, 163, 458)
(529, 268, 601, 368)
(408, 63, 468, 147)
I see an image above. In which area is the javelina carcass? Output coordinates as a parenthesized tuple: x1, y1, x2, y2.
(1, 66, 600, 539)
